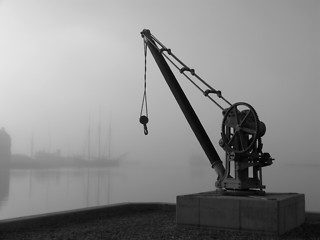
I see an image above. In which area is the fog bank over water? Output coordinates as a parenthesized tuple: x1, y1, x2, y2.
(0, 1, 319, 190)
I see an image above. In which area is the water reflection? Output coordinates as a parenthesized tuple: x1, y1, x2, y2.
(0, 169, 10, 210)
(0, 162, 319, 220)
(0, 163, 205, 220)
(1, 167, 116, 219)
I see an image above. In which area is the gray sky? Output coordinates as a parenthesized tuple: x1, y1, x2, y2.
(0, 0, 319, 165)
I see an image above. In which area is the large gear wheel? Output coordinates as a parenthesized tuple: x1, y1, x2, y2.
(221, 102, 260, 154)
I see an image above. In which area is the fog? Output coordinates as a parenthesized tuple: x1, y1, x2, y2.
(0, 0, 319, 213)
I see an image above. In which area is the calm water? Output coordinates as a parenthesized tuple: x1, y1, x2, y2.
(0, 162, 319, 220)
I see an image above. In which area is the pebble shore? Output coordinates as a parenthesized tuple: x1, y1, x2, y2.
(0, 204, 319, 240)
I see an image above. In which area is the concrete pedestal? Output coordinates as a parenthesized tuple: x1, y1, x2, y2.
(176, 191, 305, 235)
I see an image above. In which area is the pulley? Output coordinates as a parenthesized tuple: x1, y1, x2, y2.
(139, 115, 149, 135)
(220, 102, 261, 154)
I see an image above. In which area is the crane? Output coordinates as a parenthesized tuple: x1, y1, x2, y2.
(140, 29, 273, 195)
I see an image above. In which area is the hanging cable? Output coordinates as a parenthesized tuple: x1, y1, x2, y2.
(139, 40, 149, 135)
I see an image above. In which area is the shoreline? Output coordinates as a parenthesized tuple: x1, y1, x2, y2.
(0, 202, 320, 227)
(0, 202, 319, 240)
(1, 202, 319, 225)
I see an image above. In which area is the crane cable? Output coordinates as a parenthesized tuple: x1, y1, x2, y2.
(139, 40, 149, 135)
(145, 33, 233, 110)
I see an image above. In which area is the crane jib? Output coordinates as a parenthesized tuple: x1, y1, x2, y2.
(140, 29, 225, 182)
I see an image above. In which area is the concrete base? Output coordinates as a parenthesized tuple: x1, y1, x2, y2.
(176, 191, 305, 235)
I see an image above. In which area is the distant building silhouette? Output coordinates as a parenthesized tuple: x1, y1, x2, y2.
(0, 128, 11, 165)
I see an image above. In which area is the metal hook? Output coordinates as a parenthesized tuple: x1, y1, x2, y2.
(139, 115, 149, 135)
(143, 125, 148, 135)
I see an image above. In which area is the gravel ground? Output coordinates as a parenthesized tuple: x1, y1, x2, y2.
(0, 207, 319, 240)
